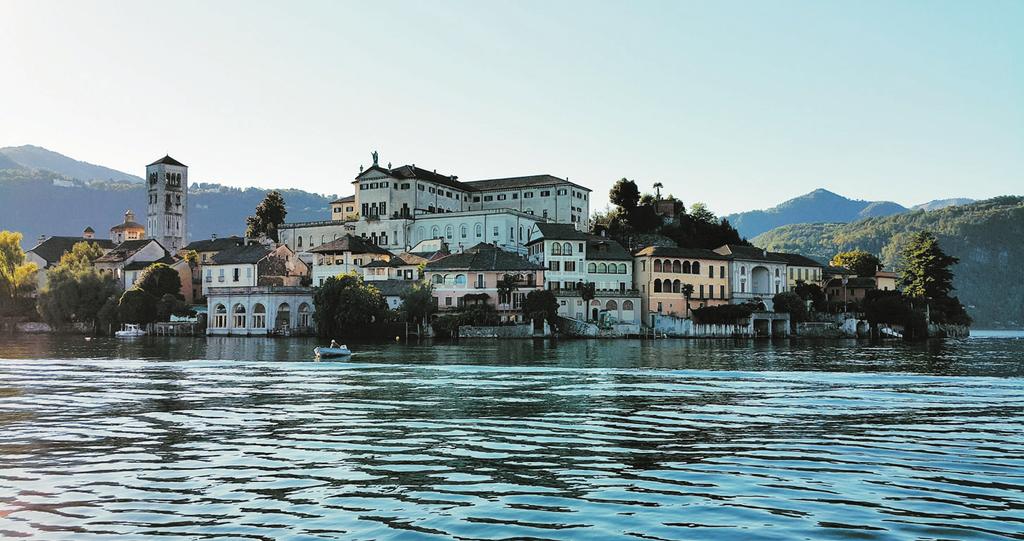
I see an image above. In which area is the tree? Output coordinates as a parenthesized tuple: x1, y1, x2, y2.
(681, 283, 694, 318)
(830, 250, 881, 277)
(37, 255, 119, 329)
(497, 273, 520, 305)
(312, 273, 388, 338)
(96, 295, 120, 332)
(689, 203, 717, 224)
(900, 231, 957, 300)
(245, 190, 288, 242)
(772, 291, 807, 330)
(400, 281, 436, 327)
(609, 178, 640, 211)
(135, 263, 184, 300)
(0, 230, 39, 301)
(652, 182, 664, 199)
(793, 280, 826, 312)
(118, 288, 158, 325)
(578, 281, 596, 320)
(522, 290, 558, 328)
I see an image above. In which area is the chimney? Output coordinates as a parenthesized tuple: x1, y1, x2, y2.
(211, 233, 218, 240)
(38, 235, 47, 244)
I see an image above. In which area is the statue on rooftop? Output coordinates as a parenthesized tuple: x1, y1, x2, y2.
(372, 150, 378, 166)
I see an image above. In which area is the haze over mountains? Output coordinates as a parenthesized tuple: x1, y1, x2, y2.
(725, 188, 974, 239)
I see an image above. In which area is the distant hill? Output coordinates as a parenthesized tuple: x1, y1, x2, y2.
(912, 198, 975, 211)
(0, 147, 338, 249)
(752, 197, 1024, 328)
(725, 189, 909, 238)
(0, 145, 144, 183)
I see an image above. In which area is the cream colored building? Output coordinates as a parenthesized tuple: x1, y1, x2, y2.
(773, 252, 825, 288)
(110, 210, 145, 244)
(634, 246, 731, 326)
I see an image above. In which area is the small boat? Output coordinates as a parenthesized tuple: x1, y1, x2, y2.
(314, 345, 352, 359)
(115, 323, 147, 338)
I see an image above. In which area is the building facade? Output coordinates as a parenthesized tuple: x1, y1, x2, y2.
(110, 210, 146, 244)
(424, 243, 545, 322)
(714, 245, 788, 310)
(146, 155, 188, 252)
(633, 246, 732, 325)
(206, 286, 314, 336)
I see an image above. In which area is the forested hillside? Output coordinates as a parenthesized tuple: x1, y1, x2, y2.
(753, 197, 1024, 327)
(725, 189, 908, 238)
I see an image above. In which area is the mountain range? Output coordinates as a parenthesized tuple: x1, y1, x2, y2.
(0, 145, 336, 248)
(725, 188, 973, 239)
(752, 196, 1024, 327)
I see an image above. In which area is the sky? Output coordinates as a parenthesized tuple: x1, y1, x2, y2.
(1, 0, 1021, 215)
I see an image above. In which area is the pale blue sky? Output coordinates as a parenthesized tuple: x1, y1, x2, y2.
(1, 0, 1021, 214)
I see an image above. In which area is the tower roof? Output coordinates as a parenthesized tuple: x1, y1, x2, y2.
(148, 155, 187, 167)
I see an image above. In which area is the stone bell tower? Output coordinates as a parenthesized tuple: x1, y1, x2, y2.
(146, 155, 188, 252)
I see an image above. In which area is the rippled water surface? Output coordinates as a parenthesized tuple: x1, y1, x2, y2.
(1, 333, 1023, 540)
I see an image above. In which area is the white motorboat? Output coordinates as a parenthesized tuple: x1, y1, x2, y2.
(114, 324, 147, 338)
(314, 345, 352, 359)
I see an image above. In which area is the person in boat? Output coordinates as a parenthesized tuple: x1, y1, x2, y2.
(330, 339, 340, 349)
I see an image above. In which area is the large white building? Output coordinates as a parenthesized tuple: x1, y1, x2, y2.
(278, 154, 591, 257)
(713, 244, 788, 310)
(146, 155, 188, 253)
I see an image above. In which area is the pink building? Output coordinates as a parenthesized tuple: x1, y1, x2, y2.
(424, 243, 545, 322)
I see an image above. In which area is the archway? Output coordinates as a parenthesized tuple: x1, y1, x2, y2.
(276, 302, 291, 329)
(751, 266, 771, 295)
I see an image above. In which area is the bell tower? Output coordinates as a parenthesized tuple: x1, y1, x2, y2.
(146, 155, 188, 252)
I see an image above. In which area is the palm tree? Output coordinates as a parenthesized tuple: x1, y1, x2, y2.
(578, 281, 596, 321)
(653, 182, 664, 200)
(681, 283, 694, 318)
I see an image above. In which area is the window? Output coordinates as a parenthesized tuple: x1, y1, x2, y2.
(497, 194, 506, 200)
(564, 261, 576, 272)
(432, 274, 444, 284)
(218, 268, 225, 282)
(524, 192, 534, 198)
(460, 225, 467, 238)
(233, 268, 240, 282)
(653, 260, 663, 273)
(720, 285, 725, 298)
(654, 279, 662, 293)
(493, 226, 499, 237)
(233, 304, 246, 328)
(455, 274, 467, 286)
(418, 185, 425, 191)
(540, 190, 551, 197)
(445, 297, 452, 306)
(251, 304, 266, 329)
(512, 193, 518, 200)
(402, 183, 411, 189)
(475, 224, 483, 238)
(699, 285, 705, 298)
(548, 261, 560, 271)
(213, 304, 227, 328)
(709, 266, 714, 278)
(598, 263, 607, 273)
(484, 195, 493, 202)
(557, 189, 567, 195)
(299, 303, 311, 328)
(446, 191, 452, 198)
(429, 187, 436, 194)
(473, 196, 481, 202)
(588, 262, 597, 273)
(720, 265, 726, 279)
(445, 225, 453, 240)
(741, 266, 746, 276)
(619, 263, 627, 274)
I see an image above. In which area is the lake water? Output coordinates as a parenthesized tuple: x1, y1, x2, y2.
(1, 332, 1022, 540)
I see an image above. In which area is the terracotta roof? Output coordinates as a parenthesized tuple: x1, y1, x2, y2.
(95, 239, 167, 264)
(83, 227, 95, 233)
(210, 244, 272, 265)
(330, 194, 355, 204)
(123, 255, 178, 271)
(527, 222, 589, 243)
(826, 276, 877, 288)
(713, 244, 787, 262)
(28, 236, 115, 266)
(464, 174, 589, 192)
(364, 258, 406, 268)
(357, 164, 472, 192)
(771, 252, 824, 267)
(633, 246, 729, 260)
(426, 243, 543, 272)
(148, 155, 187, 167)
(184, 236, 245, 252)
(309, 234, 393, 255)
(110, 221, 145, 232)
(585, 235, 631, 261)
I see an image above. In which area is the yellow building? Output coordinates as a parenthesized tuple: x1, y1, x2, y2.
(633, 246, 731, 326)
(330, 195, 358, 221)
(110, 210, 145, 244)
(773, 252, 825, 288)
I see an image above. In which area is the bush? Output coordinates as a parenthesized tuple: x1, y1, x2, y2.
(692, 304, 753, 324)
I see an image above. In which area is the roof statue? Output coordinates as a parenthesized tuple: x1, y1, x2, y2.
(372, 150, 379, 166)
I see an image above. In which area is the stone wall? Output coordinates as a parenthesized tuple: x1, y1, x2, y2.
(459, 323, 537, 339)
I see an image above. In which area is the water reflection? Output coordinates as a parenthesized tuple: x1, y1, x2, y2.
(0, 334, 1022, 539)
